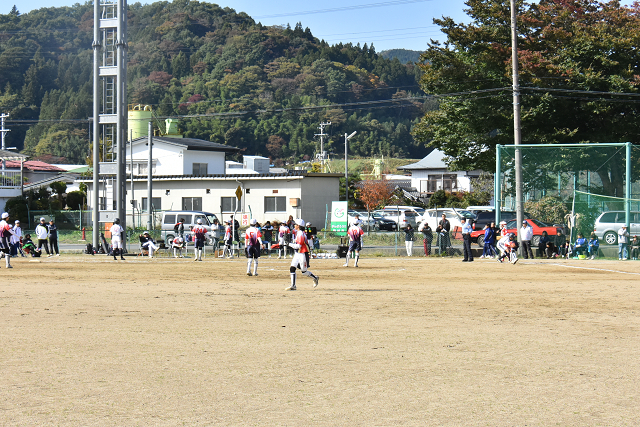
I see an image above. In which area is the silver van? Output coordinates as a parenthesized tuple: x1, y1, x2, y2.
(160, 211, 219, 245)
(594, 211, 640, 244)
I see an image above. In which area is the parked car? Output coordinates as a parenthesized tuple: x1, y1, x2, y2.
(368, 212, 397, 231)
(348, 210, 376, 230)
(422, 208, 476, 231)
(375, 207, 421, 229)
(161, 210, 218, 245)
(471, 211, 526, 231)
(594, 211, 640, 244)
(381, 205, 425, 223)
(474, 218, 564, 247)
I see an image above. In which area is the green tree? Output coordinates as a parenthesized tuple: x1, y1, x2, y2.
(414, 0, 640, 197)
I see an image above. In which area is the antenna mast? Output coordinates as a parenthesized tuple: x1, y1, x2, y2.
(315, 121, 331, 173)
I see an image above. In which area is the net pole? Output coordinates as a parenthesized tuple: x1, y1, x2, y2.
(495, 145, 501, 225)
(570, 189, 576, 245)
(626, 142, 631, 230)
(510, 0, 524, 250)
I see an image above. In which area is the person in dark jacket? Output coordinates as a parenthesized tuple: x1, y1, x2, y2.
(481, 223, 496, 258)
(48, 219, 60, 256)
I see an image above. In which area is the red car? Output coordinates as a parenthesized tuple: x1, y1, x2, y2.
(474, 219, 564, 247)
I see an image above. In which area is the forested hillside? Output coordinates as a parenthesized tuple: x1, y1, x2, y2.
(379, 49, 422, 64)
(0, 1, 429, 165)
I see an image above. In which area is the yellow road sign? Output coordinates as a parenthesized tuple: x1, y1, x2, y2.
(235, 185, 242, 200)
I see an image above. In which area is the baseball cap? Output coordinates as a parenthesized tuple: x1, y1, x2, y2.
(15, 220, 20, 224)
(40, 217, 45, 221)
(1, 212, 8, 219)
(250, 218, 257, 225)
(296, 219, 305, 227)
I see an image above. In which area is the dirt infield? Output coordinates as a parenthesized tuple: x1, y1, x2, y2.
(1, 255, 639, 426)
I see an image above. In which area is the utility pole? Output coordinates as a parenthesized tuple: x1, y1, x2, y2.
(510, 0, 524, 249)
(315, 121, 331, 173)
(344, 131, 357, 204)
(0, 113, 9, 172)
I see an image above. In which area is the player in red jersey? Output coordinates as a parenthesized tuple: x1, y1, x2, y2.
(284, 219, 319, 291)
(244, 218, 263, 276)
(277, 222, 291, 259)
(343, 220, 364, 267)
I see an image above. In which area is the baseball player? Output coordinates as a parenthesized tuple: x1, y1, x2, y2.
(11, 219, 25, 257)
(0, 212, 15, 268)
(110, 218, 125, 260)
(343, 220, 364, 267)
(192, 218, 207, 261)
(35, 217, 50, 256)
(172, 234, 185, 258)
(139, 231, 158, 258)
(285, 219, 319, 291)
(244, 218, 263, 276)
(222, 220, 233, 258)
(277, 221, 291, 259)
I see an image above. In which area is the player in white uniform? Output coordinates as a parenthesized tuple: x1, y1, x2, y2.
(0, 212, 15, 268)
(110, 218, 125, 260)
(11, 219, 24, 257)
(222, 220, 233, 258)
(285, 219, 319, 291)
(344, 220, 364, 267)
(244, 218, 263, 276)
(172, 234, 185, 258)
(277, 222, 290, 259)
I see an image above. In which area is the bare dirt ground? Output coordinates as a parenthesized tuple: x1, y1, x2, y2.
(1, 254, 639, 426)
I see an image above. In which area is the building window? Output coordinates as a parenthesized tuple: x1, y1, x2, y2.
(193, 163, 208, 175)
(182, 197, 202, 211)
(264, 196, 286, 212)
(142, 197, 162, 211)
(99, 197, 107, 210)
(221, 197, 237, 212)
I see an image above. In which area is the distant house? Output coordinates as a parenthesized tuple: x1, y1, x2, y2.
(0, 149, 28, 212)
(83, 137, 341, 228)
(396, 149, 483, 198)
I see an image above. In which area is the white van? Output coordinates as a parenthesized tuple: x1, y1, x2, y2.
(160, 211, 219, 245)
(375, 206, 423, 229)
(422, 208, 476, 230)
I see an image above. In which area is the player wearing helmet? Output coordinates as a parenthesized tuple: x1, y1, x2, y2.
(284, 219, 319, 291)
(192, 218, 207, 261)
(0, 212, 15, 268)
(497, 233, 519, 264)
(110, 218, 125, 260)
(245, 218, 263, 276)
(344, 220, 364, 267)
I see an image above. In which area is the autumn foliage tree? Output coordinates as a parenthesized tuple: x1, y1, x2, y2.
(358, 179, 395, 215)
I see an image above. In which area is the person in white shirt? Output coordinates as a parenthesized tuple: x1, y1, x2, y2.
(618, 225, 630, 260)
(110, 218, 125, 260)
(11, 220, 25, 257)
(520, 220, 534, 259)
(35, 217, 50, 256)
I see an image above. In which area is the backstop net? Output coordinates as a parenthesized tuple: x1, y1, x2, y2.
(496, 143, 640, 244)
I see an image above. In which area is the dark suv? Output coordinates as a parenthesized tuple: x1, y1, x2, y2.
(471, 211, 521, 231)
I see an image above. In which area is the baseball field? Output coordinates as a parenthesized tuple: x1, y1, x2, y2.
(1, 255, 639, 426)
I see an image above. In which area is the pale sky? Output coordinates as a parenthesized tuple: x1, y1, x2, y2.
(9, 0, 471, 52)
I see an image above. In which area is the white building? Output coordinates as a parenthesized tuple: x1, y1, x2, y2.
(396, 149, 483, 196)
(83, 137, 341, 228)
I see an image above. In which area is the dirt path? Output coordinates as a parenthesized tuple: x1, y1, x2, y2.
(1, 255, 639, 426)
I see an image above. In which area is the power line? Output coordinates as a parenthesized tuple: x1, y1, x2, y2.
(253, 0, 434, 19)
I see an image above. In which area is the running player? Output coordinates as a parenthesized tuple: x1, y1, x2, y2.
(0, 212, 15, 268)
(277, 221, 291, 259)
(245, 218, 263, 276)
(192, 218, 207, 261)
(110, 218, 125, 260)
(285, 219, 319, 291)
(497, 233, 519, 264)
(343, 220, 364, 267)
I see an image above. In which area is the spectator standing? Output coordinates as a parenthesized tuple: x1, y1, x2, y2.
(461, 218, 473, 262)
(262, 221, 273, 255)
(438, 214, 451, 255)
(618, 225, 630, 260)
(588, 233, 599, 260)
(520, 220, 534, 259)
(404, 223, 415, 256)
(174, 218, 185, 238)
(418, 219, 432, 256)
(35, 217, 50, 256)
(481, 223, 496, 259)
(11, 219, 25, 257)
(48, 219, 60, 256)
(630, 235, 639, 260)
